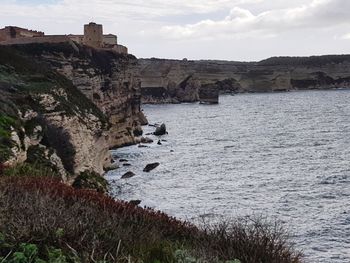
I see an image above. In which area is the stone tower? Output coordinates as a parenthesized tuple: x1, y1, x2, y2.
(83, 22, 103, 48)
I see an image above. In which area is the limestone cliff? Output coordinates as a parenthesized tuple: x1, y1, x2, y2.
(138, 55, 350, 103)
(0, 43, 146, 177)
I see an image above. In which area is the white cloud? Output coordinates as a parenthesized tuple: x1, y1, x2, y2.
(160, 0, 350, 40)
(341, 33, 350, 39)
(1, 0, 350, 60)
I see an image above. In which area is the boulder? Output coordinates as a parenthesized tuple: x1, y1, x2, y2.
(143, 162, 160, 172)
(154, 123, 167, 136)
(138, 144, 149, 148)
(141, 137, 154, 144)
(119, 159, 128, 162)
(121, 171, 135, 179)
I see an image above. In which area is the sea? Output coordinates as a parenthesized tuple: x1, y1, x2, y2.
(107, 90, 350, 263)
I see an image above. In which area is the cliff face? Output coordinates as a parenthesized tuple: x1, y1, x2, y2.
(138, 55, 350, 103)
(0, 43, 146, 177)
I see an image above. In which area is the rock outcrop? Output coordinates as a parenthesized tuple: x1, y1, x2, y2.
(143, 162, 160, 172)
(0, 43, 146, 178)
(199, 84, 219, 104)
(138, 55, 350, 103)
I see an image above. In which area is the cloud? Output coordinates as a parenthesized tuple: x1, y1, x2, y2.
(341, 33, 350, 39)
(1, 0, 350, 60)
(160, 0, 350, 40)
(0, 0, 262, 20)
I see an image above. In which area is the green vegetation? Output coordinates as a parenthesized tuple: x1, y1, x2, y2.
(0, 45, 108, 125)
(0, 234, 75, 263)
(72, 170, 109, 193)
(3, 163, 58, 178)
(0, 115, 16, 162)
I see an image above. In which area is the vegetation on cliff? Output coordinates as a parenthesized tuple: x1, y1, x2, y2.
(0, 45, 111, 174)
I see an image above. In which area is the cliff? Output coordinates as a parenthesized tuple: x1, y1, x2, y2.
(0, 43, 146, 178)
(138, 55, 350, 103)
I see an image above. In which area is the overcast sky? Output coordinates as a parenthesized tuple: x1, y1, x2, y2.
(1, 0, 350, 61)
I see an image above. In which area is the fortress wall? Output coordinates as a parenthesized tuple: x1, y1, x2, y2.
(113, 44, 128, 54)
(0, 31, 6, 41)
(0, 36, 73, 46)
(103, 35, 118, 45)
(0, 26, 44, 41)
(68, 34, 84, 44)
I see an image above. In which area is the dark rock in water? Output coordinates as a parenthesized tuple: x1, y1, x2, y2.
(138, 144, 149, 148)
(170, 150, 174, 152)
(123, 163, 131, 167)
(129, 200, 141, 206)
(161, 139, 167, 142)
(119, 159, 128, 162)
(199, 83, 219, 104)
(157, 140, 162, 145)
(145, 132, 153, 136)
(121, 171, 135, 179)
(154, 123, 167, 136)
(143, 162, 160, 172)
(141, 137, 153, 144)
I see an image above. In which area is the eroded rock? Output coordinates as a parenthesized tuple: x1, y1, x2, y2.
(121, 171, 135, 179)
(143, 162, 160, 172)
(154, 123, 167, 136)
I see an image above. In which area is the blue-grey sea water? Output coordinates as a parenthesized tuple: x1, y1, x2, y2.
(107, 90, 350, 263)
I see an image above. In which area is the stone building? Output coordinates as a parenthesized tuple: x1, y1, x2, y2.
(0, 26, 44, 41)
(69, 22, 128, 54)
(0, 22, 128, 54)
(83, 22, 103, 48)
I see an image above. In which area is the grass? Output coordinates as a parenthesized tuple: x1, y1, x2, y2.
(0, 174, 303, 263)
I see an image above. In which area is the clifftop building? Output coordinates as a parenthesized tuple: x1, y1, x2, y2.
(68, 22, 128, 54)
(0, 26, 44, 41)
(0, 22, 128, 54)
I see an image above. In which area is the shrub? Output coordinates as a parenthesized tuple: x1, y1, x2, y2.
(0, 176, 196, 262)
(0, 176, 302, 263)
(194, 219, 302, 263)
(0, 235, 72, 263)
(0, 115, 16, 162)
(72, 170, 109, 193)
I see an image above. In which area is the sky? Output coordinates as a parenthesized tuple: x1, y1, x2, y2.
(1, 0, 350, 61)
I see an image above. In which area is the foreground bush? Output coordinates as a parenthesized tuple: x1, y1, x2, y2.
(0, 176, 302, 263)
